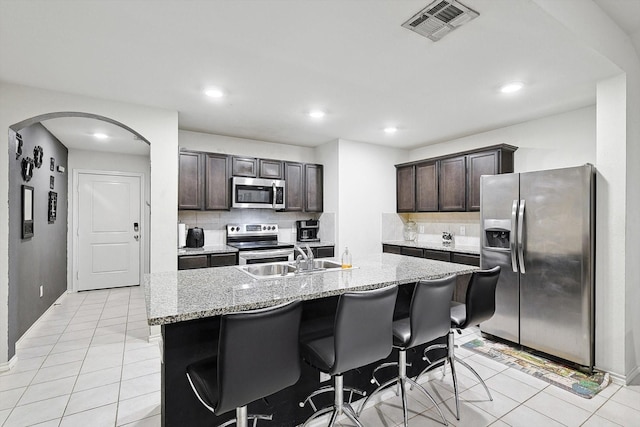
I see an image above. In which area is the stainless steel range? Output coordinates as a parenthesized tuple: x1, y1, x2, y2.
(226, 223, 295, 265)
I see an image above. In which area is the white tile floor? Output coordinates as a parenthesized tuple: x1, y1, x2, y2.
(0, 286, 639, 427)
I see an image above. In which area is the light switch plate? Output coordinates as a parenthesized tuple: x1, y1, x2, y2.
(459, 226, 466, 236)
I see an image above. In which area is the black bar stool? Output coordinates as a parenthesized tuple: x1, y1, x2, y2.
(299, 285, 398, 427)
(186, 300, 302, 427)
(419, 266, 501, 420)
(358, 276, 456, 426)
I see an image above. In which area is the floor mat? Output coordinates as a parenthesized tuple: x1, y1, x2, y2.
(462, 337, 609, 399)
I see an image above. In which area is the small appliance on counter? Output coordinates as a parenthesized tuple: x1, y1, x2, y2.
(403, 220, 417, 242)
(296, 219, 320, 242)
(186, 227, 205, 248)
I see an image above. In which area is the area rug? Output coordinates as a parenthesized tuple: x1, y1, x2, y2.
(462, 338, 609, 399)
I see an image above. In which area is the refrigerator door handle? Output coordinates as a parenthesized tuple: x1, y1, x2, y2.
(510, 200, 519, 272)
(517, 199, 526, 274)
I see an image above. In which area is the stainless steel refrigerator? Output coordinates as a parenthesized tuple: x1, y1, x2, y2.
(480, 164, 595, 369)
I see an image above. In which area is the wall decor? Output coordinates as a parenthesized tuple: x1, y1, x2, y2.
(50, 157, 55, 171)
(22, 185, 34, 238)
(48, 191, 57, 223)
(33, 145, 44, 168)
(15, 133, 23, 160)
(50, 175, 55, 190)
(21, 157, 35, 182)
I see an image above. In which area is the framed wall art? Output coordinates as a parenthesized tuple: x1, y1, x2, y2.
(22, 185, 34, 238)
(48, 191, 57, 224)
(50, 175, 54, 190)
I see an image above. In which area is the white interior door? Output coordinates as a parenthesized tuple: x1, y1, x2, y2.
(77, 172, 141, 291)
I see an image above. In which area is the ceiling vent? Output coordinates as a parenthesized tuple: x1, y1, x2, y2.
(402, 0, 479, 42)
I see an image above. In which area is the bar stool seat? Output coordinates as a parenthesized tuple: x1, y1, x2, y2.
(357, 276, 456, 426)
(299, 285, 398, 427)
(186, 300, 302, 427)
(419, 266, 501, 420)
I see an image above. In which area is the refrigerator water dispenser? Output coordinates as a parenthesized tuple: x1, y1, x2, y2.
(483, 219, 511, 249)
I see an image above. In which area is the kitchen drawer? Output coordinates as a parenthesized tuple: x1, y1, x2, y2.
(313, 246, 335, 259)
(209, 253, 237, 267)
(178, 255, 209, 270)
(400, 247, 423, 258)
(382, 244, 402, 255)
(423, 249, 451, 262)
(451, 252, 480, 266)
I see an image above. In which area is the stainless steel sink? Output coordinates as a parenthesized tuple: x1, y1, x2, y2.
(240, 263, 297, 278)
(238, 260, 353, 279)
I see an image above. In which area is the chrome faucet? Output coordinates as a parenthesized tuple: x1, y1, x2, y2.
(294, 244, 314, 272)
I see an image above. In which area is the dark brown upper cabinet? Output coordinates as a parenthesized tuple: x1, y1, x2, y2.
(178, 151, 203, 210)
(467, 150, 500, 211)
(416, 161, 438, 212)
(304, 164, 323, 212)
(285, 162, 304, 211)
(205, 153, 230, 210)
(396, 165, 415, 212)
(395, 144, 517, 213)
(231, 156, 257, 177)
(258, 159, 283, 179)
(439, 155, 467, 211)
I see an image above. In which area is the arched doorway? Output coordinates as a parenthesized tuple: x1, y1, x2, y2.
(7, 111, 151, 360)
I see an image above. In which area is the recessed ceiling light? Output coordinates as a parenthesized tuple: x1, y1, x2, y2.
(500, 82, 524, 94)
(309, 110, 325, 119)
(92, 133, 108, 140)
(384, 126, 398, 134)
(204, 88, 224, 98)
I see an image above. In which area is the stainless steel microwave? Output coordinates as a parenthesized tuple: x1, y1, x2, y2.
(231, 177, 286, 209)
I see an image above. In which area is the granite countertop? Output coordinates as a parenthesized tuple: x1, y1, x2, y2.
(178, 245, 238, 256)
(382, 240, 480, 255)
(144, 253, 477, 326)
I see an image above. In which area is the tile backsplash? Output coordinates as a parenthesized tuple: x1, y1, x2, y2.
(382, 212, 481, 247)
(178, 210, 334, 246)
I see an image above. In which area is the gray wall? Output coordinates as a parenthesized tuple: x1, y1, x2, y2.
(8, 123, 68, 358)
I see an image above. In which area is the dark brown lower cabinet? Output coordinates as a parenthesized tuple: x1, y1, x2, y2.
(178, 253, 237, 270)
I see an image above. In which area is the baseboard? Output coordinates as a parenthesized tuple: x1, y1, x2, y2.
(15, 291, 69, 350)
(0, 354, 18, 373)
(625, 365, 640, 385)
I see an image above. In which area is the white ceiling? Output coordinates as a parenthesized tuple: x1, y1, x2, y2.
(40, 118, 150, 156)
(1, 0, 638, 151)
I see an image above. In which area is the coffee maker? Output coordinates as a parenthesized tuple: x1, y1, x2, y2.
(296, 219, 320, 242)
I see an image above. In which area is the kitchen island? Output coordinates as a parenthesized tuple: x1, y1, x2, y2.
(144, 253, 478, 426)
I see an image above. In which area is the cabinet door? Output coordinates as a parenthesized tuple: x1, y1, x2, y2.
(416, 161, 438, 212)
(259, 159, 283, 179)
(285, 162, 304, 211)
(178, 255, 208, 270)
(396, 165, 415, 212)
(304, 164, 323, 212)
(439, 156, 466, 211)
(231, 156, 257, 177)
(178, 151, 203, 210)
(205, 153, 230, 210)
(467, 151, 499, 211)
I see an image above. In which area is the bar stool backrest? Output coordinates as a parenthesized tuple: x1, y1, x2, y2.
(332, 286, 398, 375)
(407, 275, 456, 349)
(461, 266, 501, 329)
(217, 300, 302, 414)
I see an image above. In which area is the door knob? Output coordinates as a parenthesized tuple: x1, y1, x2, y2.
(134, 235, 139, 241)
